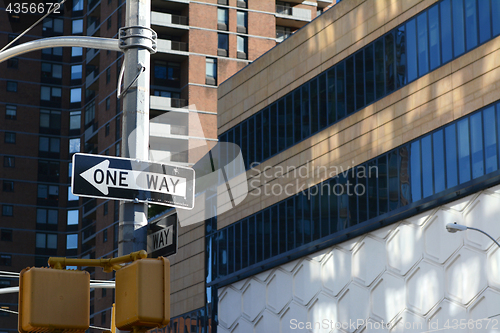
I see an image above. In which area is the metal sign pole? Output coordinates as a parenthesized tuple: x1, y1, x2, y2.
(118, 0, 154, 256)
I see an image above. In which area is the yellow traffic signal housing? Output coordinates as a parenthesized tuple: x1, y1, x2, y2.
(18, 267, 90, 333)
(115, 257, 170, 330)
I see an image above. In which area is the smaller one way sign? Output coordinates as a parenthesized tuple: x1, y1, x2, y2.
(147, 214, 177, 257)
(72, 153, 195, 209)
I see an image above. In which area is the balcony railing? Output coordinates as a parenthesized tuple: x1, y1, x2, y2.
(275, 5, 311, 21)
(150, 95, 188, 110)
(151, 12, 188, 26)
(157, 39, 188, 53)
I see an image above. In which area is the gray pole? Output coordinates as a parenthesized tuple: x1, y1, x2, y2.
(118, 0, 153, 256)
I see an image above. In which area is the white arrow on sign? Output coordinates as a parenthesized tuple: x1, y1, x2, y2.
(80, 160, 187, 197)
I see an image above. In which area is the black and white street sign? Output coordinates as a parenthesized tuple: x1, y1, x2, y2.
(72, 153, 195, 209)
(147, 214, 177, 258)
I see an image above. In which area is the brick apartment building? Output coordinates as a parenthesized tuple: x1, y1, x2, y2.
(0, 0, 334, 332)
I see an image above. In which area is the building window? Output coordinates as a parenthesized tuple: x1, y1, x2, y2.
(3, 156, 14, 168)
(41, 63, 63, 80)
(2, 181, 13, 192)
(107, 17, 112, 30)
(237, 11, 247, 33)
(73, 0, 84, 11)
(236, 0, 246, 8)
(37, 209, 58, 224)
(206, 58, 217, 85)
(69, 138, 80, 154)
(70, 111, 81, 130)
(37, 184, 59, 200)
(38, 160, 60, 178)
(85, 100, 95, 125)
(6, 81, 17, 92)
(66, 234, 78, 249)
(217, 33, 229, 57)
(70, 88, 82, 104)
(5, 105, 16, 120)
(40, 86, 62, 102)
(102, 287, 107, 297)
(72, 19, 83, 34)
(103, 228, 108, 242)
(105, 123, 110, 137)
(237, 35, 248, 59)
(68, 187, 79, 201)
(39, 137, 60, 153)
(7, 58, 18, 69)
(103, 202, 108, 216)
(276, 26, 291, 41)
(2, 206, 13, 217)
(101, 311, 106, 325)
(105, 149, 109, 155)
(71, 47, 83, 57)
(106, 97, 111, 110)
(0, 279, 10, 288)
(115, 142, 121, 156)
(67, 210, 79, 225)
(40, 110, 61, 130)
(71, 65, 82, 80)
(217, 8, 228, 30)
(106, 68, 111, 84)
(36, 233, 57, 249)
(0, 255, 12, 266)
(152, 61, 180, 87)
(4, 132, 15, 144)
(117, 7, 123, 28)
(42, 18, 64, 35)
(217, 0, 228, 4)
(1, 230, 12, 242)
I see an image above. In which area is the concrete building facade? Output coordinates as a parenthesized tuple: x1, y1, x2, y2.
(213, 0, 500, 332)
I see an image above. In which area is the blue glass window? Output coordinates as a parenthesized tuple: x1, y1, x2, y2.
(445, 124, 459, 188)
(457, 118, 471, 183)
(441, 0, 453, 63)
(368, 160, 378, 218)
(348, 171, 358, 226)
(345, 56, 355, 114)
(286, 197, 295, 251)
(484, 106, 497, 173)
(421, 135, 433, 198)
(279, 202, 287, 254)
(278, 99, 286, 152)
(470, 112, 484, 178)
(248, 116, 255, 166)
(301, 84, 310, 139)
(478, 0, 491, 43)
(263, 209, 271, 259)
(336, 62, 346, 119)
(248, 216, 256, 265)
(256, 212, 263, 262)
(365, 44, 375, 103)
(388, 151, 399, 210)
(295, 195, 304, 247)
(271, 206, 279, 256)
(465, 0, 478, 50)
(493, 0, 500, 36)
(355, 51, 365, 109)
(228, 226, 234, 274)
(311, 193, 320, 241)
(358, 166, 368, 221)
(319, 74, 327, 130)
(310, 78, 319, 134)
(410, 141, 422, 201)
(262, 108, 270, 159)
(241, 121, 248, 169)
(329, 178, 338, 233)
(255, 113, 262, 162)
(433, 130, 446, 193)
(241, 219, 248, 268)
(428, 5, 441, 70)
(406, 19, 418, 82)
(378, 156, 389, 213)
(417, 12, 429, 77)
(294, 89, 302, 143)
(320, 184, 330, 237)
(327, 69, 336, 125)
(375, 39, 385, 99)
(395, 26, 407, 88)
(286, 95, 294, 148)
(453, 0, 466, 57)
(385, 32, 395, 94)
(270, 103, 278, 156)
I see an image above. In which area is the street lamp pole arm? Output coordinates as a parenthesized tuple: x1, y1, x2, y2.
(0, 36, 121, 64)
(467, 227, 500, 249)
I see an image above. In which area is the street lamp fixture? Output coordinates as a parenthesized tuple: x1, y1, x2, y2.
(445, 222, 500, 249)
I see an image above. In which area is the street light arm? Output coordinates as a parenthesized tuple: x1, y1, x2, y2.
(0, 36, 121, 64)
(467, 227, 500, 249)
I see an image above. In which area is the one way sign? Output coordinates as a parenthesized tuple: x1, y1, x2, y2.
(72, 153, 195, 209)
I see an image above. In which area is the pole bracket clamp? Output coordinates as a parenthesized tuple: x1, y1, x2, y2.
(118, 26, 157, 54)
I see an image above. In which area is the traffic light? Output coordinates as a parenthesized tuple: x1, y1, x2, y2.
(115, 257, 170, 330)
(18, 267, 90, 333)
